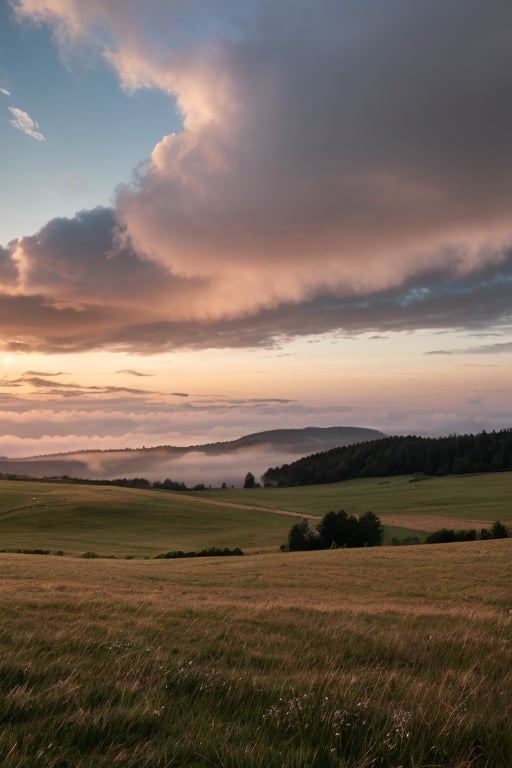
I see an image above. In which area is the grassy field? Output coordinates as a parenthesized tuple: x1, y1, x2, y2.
(197, 471, 512, 531)
(0, 479, 294, 556)
(0, 540, 510, 767)
(0, 472, 510, 556)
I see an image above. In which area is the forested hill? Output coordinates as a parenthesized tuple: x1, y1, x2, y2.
(262, 429, 512, 486)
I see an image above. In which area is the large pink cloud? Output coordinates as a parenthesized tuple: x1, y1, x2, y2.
(4, 0, 512, 351)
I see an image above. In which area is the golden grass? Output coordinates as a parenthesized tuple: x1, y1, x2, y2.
(0, 540, 510, 766)
(1, 539, 510, 617)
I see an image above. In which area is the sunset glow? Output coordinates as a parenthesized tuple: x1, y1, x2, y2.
(1, 0, 511, 461)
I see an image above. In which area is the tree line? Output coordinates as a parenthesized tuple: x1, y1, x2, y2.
(425, 520, 509, 544)
(263, 429, 512, 486)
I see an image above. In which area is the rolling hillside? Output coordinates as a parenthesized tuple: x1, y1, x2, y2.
(0, 470, 509, 556)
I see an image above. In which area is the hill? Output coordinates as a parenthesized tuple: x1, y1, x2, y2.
(0, 426, 384, 486)
(200, 426, 384, 452)
(0, 478, 295, 556)
(263, 428, 512, 485)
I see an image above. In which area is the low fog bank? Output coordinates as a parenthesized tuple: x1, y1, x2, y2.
(0, 446, 310, 487)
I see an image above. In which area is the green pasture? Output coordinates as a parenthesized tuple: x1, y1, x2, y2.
(197, 471, 512, 524)
(0, 479, 292, 556)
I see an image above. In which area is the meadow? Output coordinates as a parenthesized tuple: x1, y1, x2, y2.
(0, 479, 293, 556)
(0, 474, 510, 765)
(0, 541, 510, 767)
(1, 472, 510, 557)
(199, 471, 512, 535)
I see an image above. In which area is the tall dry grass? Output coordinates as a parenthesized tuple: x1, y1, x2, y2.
(0, 541, 510, 766)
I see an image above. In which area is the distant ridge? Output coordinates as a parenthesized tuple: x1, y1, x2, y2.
(0, 426, 384, 484)
(193, 426, 385, 454)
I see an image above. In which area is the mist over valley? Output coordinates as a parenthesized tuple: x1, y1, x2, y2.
(0, 426, 384, 487)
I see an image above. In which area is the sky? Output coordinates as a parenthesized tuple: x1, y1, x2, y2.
(0, 0, 511, 461)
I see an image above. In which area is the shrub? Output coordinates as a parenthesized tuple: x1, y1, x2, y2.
(287, 519, 319, 551)
(426, 529, 457, 544)
(357, 510, 384, 546)
(426, 524, 507, 545)
(391, 536, 421, 546)
(491, 520, 509, 539)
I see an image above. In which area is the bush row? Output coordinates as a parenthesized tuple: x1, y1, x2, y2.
(154, 547, 244, 559)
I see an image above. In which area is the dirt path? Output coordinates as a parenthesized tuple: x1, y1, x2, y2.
(184, 493, 321, 519)
(184, 494, 493, 532)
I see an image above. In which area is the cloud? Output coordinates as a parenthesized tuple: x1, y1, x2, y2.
(8, 105, 46, 141)
(111, 1, 512, 319)
(0, 88, 11, 96)
(426, 341, 512, 356)
(0, 212, 511, 353)
(9, 206, 205, 314)
(4, 0, 512, 351)
(0, 245, 19, 284)
(0, 372, 158, 397)
(117, 369, 154, 377)
(0, 387, 509, 467)
(24, 370, 69, 376)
